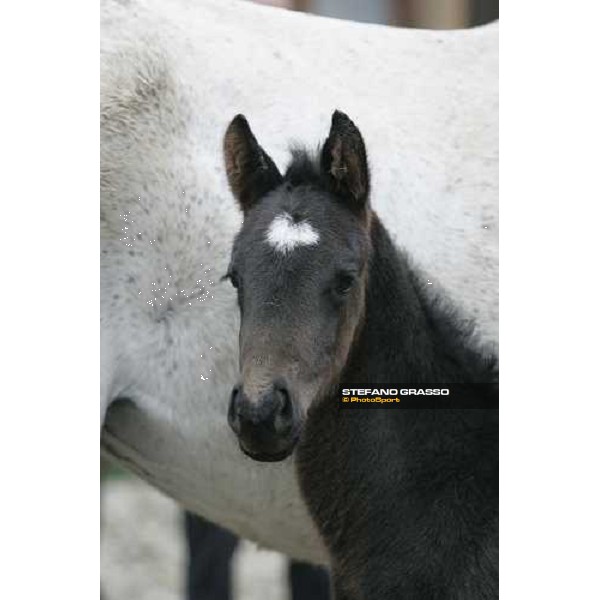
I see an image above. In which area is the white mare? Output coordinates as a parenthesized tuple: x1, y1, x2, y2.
(101, 0, 498, 563)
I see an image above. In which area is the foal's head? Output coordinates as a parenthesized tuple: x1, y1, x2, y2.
(223, 111, 371, 462)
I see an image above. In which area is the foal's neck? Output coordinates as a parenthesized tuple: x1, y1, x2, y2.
(344, 213, 495, 384)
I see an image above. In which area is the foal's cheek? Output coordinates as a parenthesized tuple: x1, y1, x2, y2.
(309, 332, 339, 377)
(319, 331, 338, 357)
(334, 295, 361, 355)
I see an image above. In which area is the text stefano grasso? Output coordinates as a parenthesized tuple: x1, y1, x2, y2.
(336, 384, 498, 409)
(342, 388, 450, 396)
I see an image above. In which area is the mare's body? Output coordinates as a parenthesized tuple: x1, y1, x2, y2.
(102, 0, 498, 562)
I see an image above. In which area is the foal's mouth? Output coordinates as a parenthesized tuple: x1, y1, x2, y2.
(238, 438, 298, 463)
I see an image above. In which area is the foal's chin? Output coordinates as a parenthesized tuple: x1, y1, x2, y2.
(238, 438, 298, 463)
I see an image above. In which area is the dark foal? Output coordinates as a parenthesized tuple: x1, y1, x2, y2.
(223, 111, 498, 600)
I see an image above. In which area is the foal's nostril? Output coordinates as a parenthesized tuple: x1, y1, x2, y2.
(278, 386, 292, 419)
(228, 385, 242, 434)
(272, 383, 294, 434)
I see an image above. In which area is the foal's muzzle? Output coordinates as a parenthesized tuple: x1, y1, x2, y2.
(228, 380, 298, 462)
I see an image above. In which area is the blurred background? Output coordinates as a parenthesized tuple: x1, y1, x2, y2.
(253, 0, 498, 28)
(102, 1, 499, 599)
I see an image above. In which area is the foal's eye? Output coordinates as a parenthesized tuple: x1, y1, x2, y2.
(334, 272, 356, 296)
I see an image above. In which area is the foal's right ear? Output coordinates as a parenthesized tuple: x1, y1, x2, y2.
(223, 115, 282, 213)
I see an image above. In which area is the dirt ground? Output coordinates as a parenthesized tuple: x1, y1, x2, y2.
(101, 476, 290, 600)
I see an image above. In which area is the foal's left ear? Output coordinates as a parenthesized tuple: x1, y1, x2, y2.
(223, 114, 283, 213)
(321, 111, 370, 211)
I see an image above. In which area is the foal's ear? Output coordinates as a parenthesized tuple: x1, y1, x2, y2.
(320, 111, 370, 210)
(223, 115, 282, 212)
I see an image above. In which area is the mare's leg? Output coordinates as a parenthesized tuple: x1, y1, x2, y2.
(185, 512, 332, 600)
(184, 511, 237, 600)
(289, 560, 331, 600)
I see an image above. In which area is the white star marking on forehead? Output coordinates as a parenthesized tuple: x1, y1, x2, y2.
(265, 212, 320, 254)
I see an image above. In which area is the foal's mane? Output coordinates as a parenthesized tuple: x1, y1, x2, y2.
(408, 261, 499, 380)
(366, 220, 499, 383)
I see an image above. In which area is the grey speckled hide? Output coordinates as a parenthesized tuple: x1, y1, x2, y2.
(101, 0, 497, 563)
